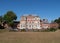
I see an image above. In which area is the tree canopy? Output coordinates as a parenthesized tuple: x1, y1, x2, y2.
(54, 17, 60, 23)
(3, 11, 17, 26)
(0, 16, 4, 25)
(54, 17, 60, 29)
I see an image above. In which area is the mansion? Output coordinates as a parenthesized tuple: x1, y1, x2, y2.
(19, 15, 41, 30)
(17, 15, 59, 30)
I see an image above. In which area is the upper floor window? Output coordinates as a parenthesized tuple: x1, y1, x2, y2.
(34, 17, 40, 20)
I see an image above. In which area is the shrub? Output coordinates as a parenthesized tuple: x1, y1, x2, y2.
(40, 28, 57, 32)
(0, 25, 4, 29)
(21, 29, 26, 32)
(48, 28, 57, 32)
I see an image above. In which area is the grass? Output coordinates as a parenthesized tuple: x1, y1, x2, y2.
(0, 32, 60, 43)
(0, 29, 9, 33)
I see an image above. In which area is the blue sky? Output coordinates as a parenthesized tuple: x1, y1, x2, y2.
(0, 0, 60, 22)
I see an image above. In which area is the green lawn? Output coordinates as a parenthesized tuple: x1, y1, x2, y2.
(0, 32, 60, 43)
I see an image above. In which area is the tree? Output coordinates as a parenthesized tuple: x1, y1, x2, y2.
(0, 16, 2, 24)
(0, 16, 5, 29)
(3, 11, 17, 26)
(54, 17, 60, 29)
(0, 16, 4, 25)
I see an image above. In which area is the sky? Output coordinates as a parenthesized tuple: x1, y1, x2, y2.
(0, 0, 60, 22)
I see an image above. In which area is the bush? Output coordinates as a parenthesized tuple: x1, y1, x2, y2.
(21, 29, 26, 32)
(58, 26, 60, 29)
(48, 28, 57, 32)
(9, 27, 18, 32)
(40, 29, 50, 32)
(39, 28, 57, 32)
(0, 25, 4, 29)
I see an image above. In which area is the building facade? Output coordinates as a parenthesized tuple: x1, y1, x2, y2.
(19, 15, 41, 30)
(40, 19, 50, 29)
(50, 22, 59, 28)
(17, 15, 59, 31)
